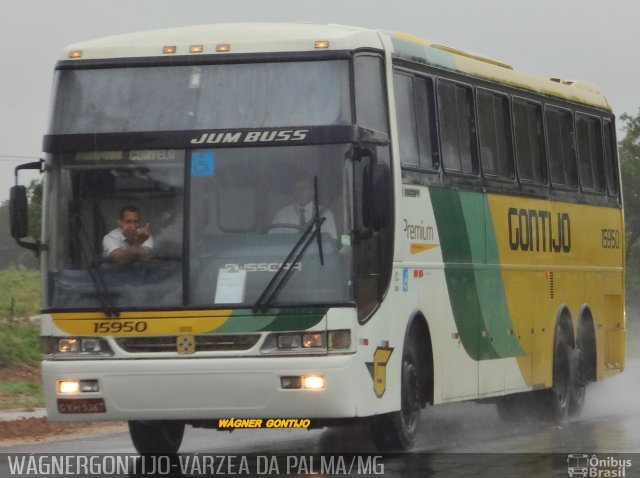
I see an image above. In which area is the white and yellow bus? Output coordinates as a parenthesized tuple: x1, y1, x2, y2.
(10, 23, 625, 452)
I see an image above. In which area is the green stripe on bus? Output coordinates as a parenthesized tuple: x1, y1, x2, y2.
(430, 188, 522, 360)
(211, 308, 327, 333)
(483, 198, 524, 358)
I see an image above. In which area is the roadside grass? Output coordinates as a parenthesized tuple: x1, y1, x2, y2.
(0, 321, 43, 409)
(0, 380, 43, 410)
(0, 322, 41, 368)
(0, 269, 40, 319)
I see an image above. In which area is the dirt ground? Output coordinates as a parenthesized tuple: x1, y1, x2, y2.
(0, 363, 126, 446)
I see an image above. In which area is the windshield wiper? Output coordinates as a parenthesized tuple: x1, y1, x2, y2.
(72, 214, 119, 318)
(253, 176, 326, 313)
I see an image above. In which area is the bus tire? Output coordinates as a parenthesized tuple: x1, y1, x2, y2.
(538, 330, 572, 422)
(371, 339, 422, 451)
(128, 420, 185, 454)
(568, 346, 586, 417)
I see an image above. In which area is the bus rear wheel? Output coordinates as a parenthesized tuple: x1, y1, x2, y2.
(128, 420, 185, 455)
(371, 339, 422, 451)
(538, 330, 572, 422)
(568, 346, 587, 417)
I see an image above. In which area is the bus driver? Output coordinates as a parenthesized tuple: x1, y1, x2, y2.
(271, 177, 337, 239)
(103, 205, 154, 264)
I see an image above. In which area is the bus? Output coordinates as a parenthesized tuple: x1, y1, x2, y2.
(10, 23, 625, 453)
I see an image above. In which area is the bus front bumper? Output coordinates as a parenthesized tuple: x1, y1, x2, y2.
(43, 354, 358, 422)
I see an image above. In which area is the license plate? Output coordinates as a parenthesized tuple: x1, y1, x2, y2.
(57, 398, 106, 414)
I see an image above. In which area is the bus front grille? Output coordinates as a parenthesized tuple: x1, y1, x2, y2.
(115, 334, 261, 353)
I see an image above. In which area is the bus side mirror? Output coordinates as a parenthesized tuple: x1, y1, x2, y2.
(9, 159, 45, 254)
(10, 185, 29, 239)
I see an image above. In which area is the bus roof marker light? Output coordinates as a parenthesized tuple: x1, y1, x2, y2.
(216, 43, 231, 53)
(190, 45, 204, 54)
(163, 46, 177, 54)
(315, 40, 330, 49)
(69, 50, 83, 59)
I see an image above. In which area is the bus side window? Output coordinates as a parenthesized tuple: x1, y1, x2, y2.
(603, 119, 619, 197)
(476, 89, 514, 180)
(546, 106, 578, 189)
(436, 79, 477, 175)
(393, 71, 420, 167)
(512, 98, 547, 185)
(576, 113, 605, 193)
(393, 70, 438, 172)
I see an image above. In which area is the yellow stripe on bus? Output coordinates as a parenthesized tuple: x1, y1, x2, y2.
(51, 310, 233, 336)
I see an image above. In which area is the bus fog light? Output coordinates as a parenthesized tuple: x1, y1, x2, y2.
(58, 380, 80, 394)
(303, 375, 325, 390)
(80, 380, 99, 392)
(277, 334, 301, 349)
(302, 332, 324, 348)
(280, 376, 302, 389)
(58, 338, 79, 353)
(329, 330, 351, 349)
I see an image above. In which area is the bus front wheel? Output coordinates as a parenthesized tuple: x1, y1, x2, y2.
(371, 339, 422, 451)
(128, 420, 185, 454)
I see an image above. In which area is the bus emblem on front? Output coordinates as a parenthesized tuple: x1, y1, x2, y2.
(177, 335, 195, 355)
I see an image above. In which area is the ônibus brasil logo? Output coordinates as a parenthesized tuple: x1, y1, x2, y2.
(567, 454, 632, 477)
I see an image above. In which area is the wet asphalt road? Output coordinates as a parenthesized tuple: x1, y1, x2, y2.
(2, 360, 639, 477)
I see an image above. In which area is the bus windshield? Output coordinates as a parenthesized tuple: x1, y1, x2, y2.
(50, 60, 351, 134)
(45, 144, 354, 311)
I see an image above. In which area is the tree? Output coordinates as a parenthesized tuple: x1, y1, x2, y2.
(619, 109, 640, 302)
(27, 178, 43, 241)
(0, 178, 42, 270)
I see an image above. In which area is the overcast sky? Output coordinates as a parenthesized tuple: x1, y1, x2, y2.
(1, 0, 639, 205)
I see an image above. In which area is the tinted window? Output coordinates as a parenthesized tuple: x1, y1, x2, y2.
(393, 72, 420, 166)
(513, 99, 546, 184)
(52, 61, 351, 134)
(477, 89, 514, 179)
(355, 55, 388, 134)
(546, 107, 577, 189)
(394, 72, 438, 170)
(576, 114, 605, 192)
(437, 80, 477, 175)
(603, 119, 619, 196)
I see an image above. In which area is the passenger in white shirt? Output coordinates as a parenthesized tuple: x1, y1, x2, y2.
(102, 205, 154, 264)
(271, 178, 337, 239)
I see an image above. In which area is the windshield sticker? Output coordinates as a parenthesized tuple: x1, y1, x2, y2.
(191, 151, 215, 177)
(214, 268, 247, 304)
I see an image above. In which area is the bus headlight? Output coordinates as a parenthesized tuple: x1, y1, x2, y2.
(277, 334, 301, 349)
(302, 333, 324, 348)
(58, 338, 79, 353)
(262, 330, 352, 354)
(328, 330, 351, 350)
(42, 337, 114, 358)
